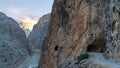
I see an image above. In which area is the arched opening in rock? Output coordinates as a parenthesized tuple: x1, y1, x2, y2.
(55, 46, 59, 51)
(87, 39, 106, 53)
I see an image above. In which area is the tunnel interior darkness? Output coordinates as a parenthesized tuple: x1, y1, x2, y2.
(87, 39, 106, 53)
(55, 45, 59, 51)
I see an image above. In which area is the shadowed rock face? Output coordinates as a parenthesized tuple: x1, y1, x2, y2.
(28, 13, 50, 51)
(0, 12, 32, 68)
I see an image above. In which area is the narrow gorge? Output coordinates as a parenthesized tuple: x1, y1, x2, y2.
(19, 13, 50, 68)
(1, 0, 120, 68)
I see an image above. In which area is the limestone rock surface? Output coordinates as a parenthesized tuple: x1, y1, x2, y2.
(39, 0, 120, 68)
(0, 12, 31, 68)
(28, 13, 50, 51)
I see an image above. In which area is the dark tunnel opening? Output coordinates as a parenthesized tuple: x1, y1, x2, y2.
(87, 39, 106, 53)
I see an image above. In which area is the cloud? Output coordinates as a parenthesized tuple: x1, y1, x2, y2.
(7, 7, 39, 23)
(5, 6, 39, 30)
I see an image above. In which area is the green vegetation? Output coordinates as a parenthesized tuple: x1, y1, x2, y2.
(77, 53, 89, 63)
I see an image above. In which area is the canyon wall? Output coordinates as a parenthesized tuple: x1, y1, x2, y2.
(105, 0, 120, 63)
(39, 0, 120, 68)
(28, 13, 50, 51)
(0, 12, 32, 68)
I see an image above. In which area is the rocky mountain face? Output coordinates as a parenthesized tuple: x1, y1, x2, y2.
(39, 0, 120, 68)
(105, 0, 120, 63)
(28, 13, 50, 51)
(0, 12, 32, 68)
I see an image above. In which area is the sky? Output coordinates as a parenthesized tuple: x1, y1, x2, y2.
(0, 0, 54, 30)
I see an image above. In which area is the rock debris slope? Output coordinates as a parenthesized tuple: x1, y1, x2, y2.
(39, 0, 120, 68)
(0, 12, 31, 68)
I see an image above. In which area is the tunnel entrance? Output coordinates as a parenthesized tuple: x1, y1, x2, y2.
(87, 39, 106, 53)
(55, 45, 59, 51)
(87, 44, 99, 52)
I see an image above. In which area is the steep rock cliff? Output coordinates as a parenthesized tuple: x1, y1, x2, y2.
(28, 13, 50, 51)
(0, 12, 32, 68)
(105, 0, 120, 63)
(39, 0, 120, 68)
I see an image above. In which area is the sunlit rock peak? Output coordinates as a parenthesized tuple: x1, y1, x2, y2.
(19, 18, 38, 31)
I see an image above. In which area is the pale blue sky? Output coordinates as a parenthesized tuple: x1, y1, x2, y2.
(0, 0, 54, 17)
(0, 0, 54, 25)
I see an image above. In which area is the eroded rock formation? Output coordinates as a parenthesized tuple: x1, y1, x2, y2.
(0, 12, 32, 68)
(39, 0, 120, 68)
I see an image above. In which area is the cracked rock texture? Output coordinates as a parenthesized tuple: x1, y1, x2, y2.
(38, 0, 120, 68)
(39, 0, 109, 67)
(0, 12, 32, 68)
(105, 0, 120, 63)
